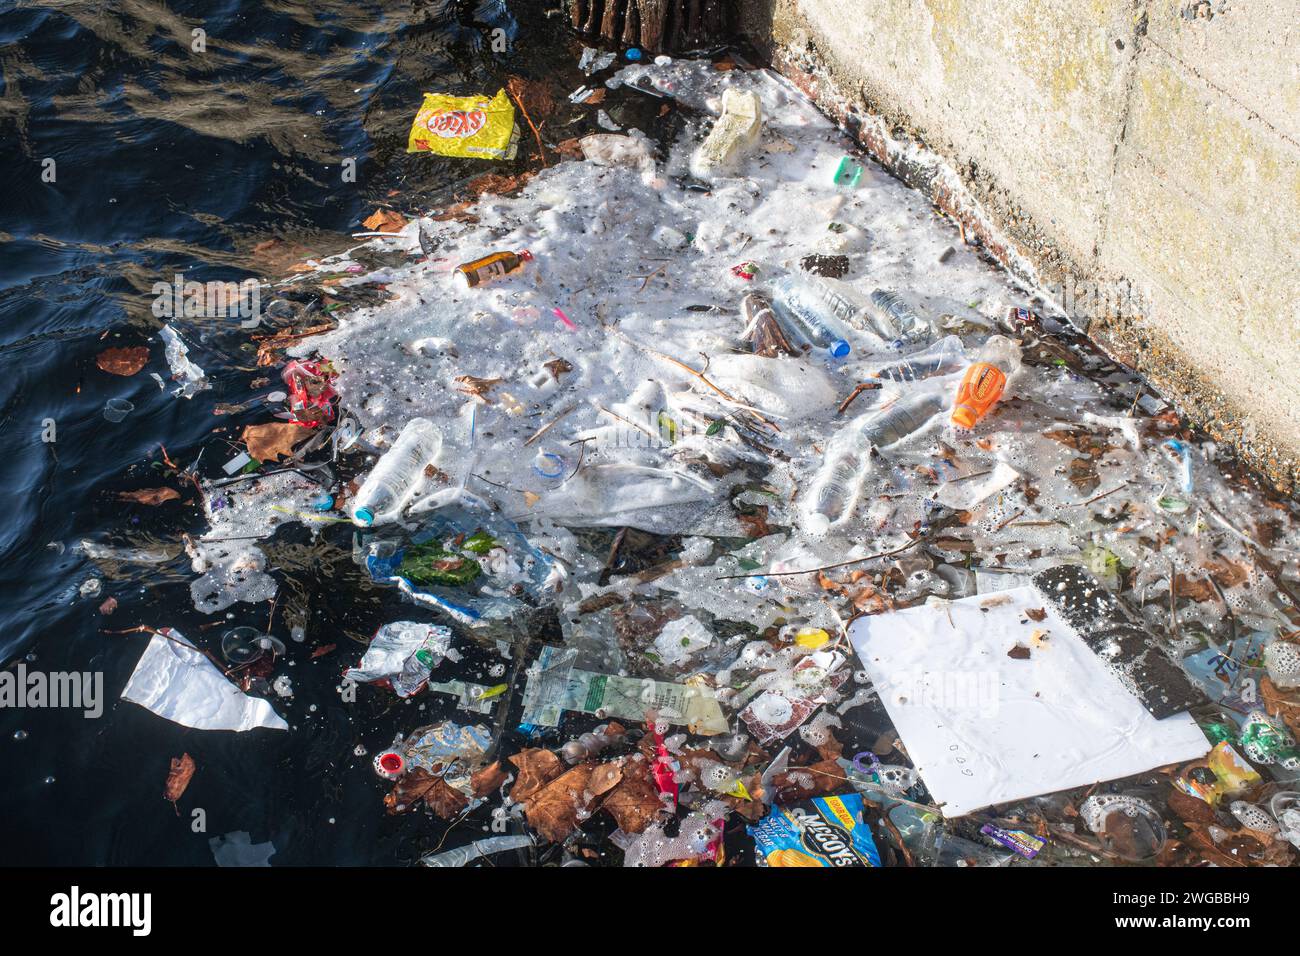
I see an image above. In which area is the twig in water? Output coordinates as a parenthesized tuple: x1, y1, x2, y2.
(629, 265, 667, 292)
(523, 402, 577, 447)
(715, 538, 921, 580)
(565, 437, 593, 481)
(837, 380, 882, 416)
(1079, 480, 1130, 506)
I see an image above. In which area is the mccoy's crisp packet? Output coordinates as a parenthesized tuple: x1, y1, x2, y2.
(748, 793, 882, 867)
(407, 89, 519, 160)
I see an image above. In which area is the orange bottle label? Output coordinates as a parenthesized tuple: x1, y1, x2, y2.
(951, 362, 1007, 429)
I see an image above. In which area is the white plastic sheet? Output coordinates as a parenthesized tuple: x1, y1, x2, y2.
(121, 628, 288, 732)
(848, 587, 1208, 817)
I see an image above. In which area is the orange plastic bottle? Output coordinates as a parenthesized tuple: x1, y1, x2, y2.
(950, 335, 1020, 429)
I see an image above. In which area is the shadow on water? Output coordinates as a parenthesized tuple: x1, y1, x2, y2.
(0, 0, 583, 864)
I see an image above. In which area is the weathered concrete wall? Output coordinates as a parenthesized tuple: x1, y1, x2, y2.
(738, 0, 1300, 490)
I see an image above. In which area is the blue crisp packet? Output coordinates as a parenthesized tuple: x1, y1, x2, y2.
(748, 793, 882, 867)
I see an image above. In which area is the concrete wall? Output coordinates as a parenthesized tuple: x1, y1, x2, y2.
(738, 0, 1300, 490)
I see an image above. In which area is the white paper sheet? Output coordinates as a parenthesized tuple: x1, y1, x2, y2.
(848, 587, 1208, 817)
(121, 629, 288, 732)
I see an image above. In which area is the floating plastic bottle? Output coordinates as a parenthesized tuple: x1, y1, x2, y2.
(390, 629, 452, 697)
(805, 391, 946, 534)
(420, 834, 533, 867)
(868, 335, 965, 383)
(350, 418, 444, 526)
(453, 250, 532, 289)
(770, 274, 853, 358)
(950, 335, 1021, 429)
(866, 289, 934, 349)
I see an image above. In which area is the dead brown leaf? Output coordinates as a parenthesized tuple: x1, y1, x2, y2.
(1026, 608, 1047, 622)
(738, 506, 772, 539)
(117, 487, 181, 506)
(454, 375, 504, 402)
(422, 777, 470, 819)
(164, 753, 195, 813)
(772, 759, 847, 802)
(465, 171, 535, 199)
(309, 643, 336, 659)
(362, 208, 408, 233)
(430, 201, 480, 223)
(98, 597, 118, 615)
(508, 748, 565, 802)
(471, 760, 511, 798)
(589, 760, 624, 797)
(523, 763, 595, 844)
(544, 358, 574, 382)
(242, 422, 307, 461)
(1262, 676, 1300, 735)
(1174, 574, 1217, 603)
(601, 759, 662, 834)
(96, 346, 149, 377)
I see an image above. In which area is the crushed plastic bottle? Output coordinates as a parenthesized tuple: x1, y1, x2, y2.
(950, 334, 1021, 429)
(866, 289, 934, 349)
(350, 418, 444, 526)
(804, 391, 947, 534)
(392, 626, 454, 698)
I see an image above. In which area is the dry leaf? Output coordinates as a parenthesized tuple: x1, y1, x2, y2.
(422, 777, 470, 819)
(738, 506, 772, 539)
(589, 760, 624, 797)
(362, 208, 408, 233)
(544, 358, 574, 382)
(385, 769, 440, 814)
(523, 763, 595, 844)
(1262, 676, 1300, 735)
(117, 487, 181, 506)
(242, 422, 306, 461)
(772, 759, 845, 801)
(466, 171, 535, 198)
(508, 748, 565, 803)
(601, 761, 662, 834)
(471, 760, 511, 798)
(309, 643, 336, 659)
(454, 375, 504, 402)
(431, 201, 479, 223)
(98, 597, 118, 615)
(164, 754, 195, 813)
(96, 346, 149, 377)
(1026, 608, 1047, 622)
(1174, 574, 1217, 603)
(554, 138, 585, 159)
(522, 490, 541, 508)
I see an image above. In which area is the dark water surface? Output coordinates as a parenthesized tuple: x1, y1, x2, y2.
(0, 0, 583, 865)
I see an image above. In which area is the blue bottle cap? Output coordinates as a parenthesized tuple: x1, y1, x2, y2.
(829, 339, 851, 358)
(355, 508, 374, 526)
(625, 47, 642, 61)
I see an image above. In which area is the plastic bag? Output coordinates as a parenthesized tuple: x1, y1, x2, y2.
(406, 89, 519, 160)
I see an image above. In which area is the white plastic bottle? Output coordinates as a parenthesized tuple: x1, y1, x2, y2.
(804, 391, 946, 534)
(350, 418, 443, 526)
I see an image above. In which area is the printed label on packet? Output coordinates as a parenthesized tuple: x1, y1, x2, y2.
(980, 823, 1046, 859)
(748, 793, 882, 867)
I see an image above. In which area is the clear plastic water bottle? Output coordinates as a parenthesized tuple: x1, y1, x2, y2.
(869, 335, 966, 383)
(805, 392, 946, 534)
(867, 289, 933, 349)
(392, 629, 451, 698)
(770, 275, 853, 358)
(350, 418, 443, 526)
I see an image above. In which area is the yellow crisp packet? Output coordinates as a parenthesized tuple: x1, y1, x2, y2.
(406, 89, 519, 160)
